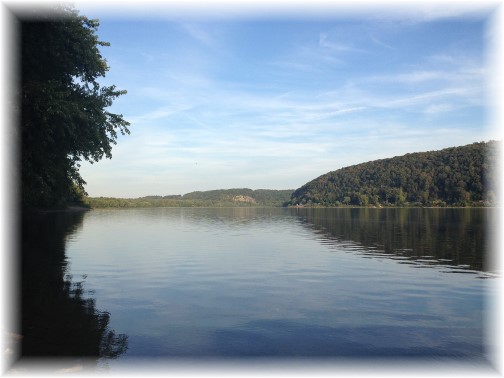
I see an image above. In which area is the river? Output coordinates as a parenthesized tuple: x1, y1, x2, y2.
(17, 207, 500, 373)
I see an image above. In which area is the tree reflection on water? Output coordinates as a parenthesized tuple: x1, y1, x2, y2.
(294, 207, 493, 273)
(17, 210, 127, 369)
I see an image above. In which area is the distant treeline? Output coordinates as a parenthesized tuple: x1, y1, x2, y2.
(290, 141, 500, 207)
(86, 141, 499, 209)
(85, 189, 293, 208)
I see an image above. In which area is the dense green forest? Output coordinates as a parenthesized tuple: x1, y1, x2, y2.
(290, 141, 500, 207)
(85, 189, 293, 208)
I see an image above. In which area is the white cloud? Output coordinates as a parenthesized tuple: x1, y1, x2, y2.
(127, 104, 195, 124)
(179, 23, 218, 47)
(367, 63, 485, 86)
(370, 36, 394, 50)
(76, 15, 494, 197)
(318, 33, 364, 53)
(372, 70, 456, 84)
(364, 2, 494, 24)
(423, 103, 457, 114)
(381, 86, 481, 108)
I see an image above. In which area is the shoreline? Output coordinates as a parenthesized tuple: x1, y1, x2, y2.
(22, 205, 91, 214)
(83, 204, 498, 210)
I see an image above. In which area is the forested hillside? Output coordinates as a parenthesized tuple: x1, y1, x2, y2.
(86, 189, 293, 208)
(182, 188, 293, 206)
(290, 141, 500, 207)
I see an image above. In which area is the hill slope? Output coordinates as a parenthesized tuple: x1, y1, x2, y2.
(86, 189, 293, 208)
(181, 188, 293, 206)
(290, 141, 500, 207)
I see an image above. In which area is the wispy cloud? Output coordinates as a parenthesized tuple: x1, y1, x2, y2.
(370, 36, 394, 50)
(78, 16, 493, 197)
(179, 23, 217, 47)
(423, 103, 457, 114)
(318, 33, 365, 53)
(367, 57, 484, 86)
(370, 70, 457, 84)
(380, 87, 481, 108)
(364, 3, 494, 24)
(270, 31, 368, 72)
(127, 104, 195, 124)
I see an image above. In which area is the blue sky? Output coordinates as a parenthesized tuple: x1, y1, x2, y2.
(74, 2, 501, 197)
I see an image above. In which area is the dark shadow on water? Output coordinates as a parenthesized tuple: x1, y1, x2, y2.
(13, 210, 128, 370)
(292, 208, 494, 274)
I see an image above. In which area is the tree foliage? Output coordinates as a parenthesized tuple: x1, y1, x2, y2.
(20, 5, 130, 208)
(290, 141, 500, 207)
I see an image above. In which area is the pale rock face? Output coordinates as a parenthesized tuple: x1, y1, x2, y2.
(232, 195, 257, 204)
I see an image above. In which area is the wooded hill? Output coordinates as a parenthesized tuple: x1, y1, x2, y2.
(85, 188, 293, 208)
(290, 141, 500, 207)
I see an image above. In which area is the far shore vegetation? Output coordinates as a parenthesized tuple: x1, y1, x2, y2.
(83, 196, 496, 209)
(85, 141, 500, 210)
(84, 189, 293, 208)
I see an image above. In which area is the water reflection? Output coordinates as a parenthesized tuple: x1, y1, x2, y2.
(17, 210, 128, 369)
(292, 208, 494, 275)
(52, 207, 490, 363)
(211, 318, 483, 358)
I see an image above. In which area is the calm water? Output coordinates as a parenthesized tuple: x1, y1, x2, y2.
(20, 207, 499, 370)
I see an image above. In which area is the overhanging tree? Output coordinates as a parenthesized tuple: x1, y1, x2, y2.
(21, 5, 130, 208)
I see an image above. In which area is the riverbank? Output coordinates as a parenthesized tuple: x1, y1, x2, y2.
(22, 205, 91, 214)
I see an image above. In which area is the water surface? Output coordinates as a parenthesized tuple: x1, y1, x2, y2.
(65, 209, 496, 358)
(20, 207, 499, 371)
